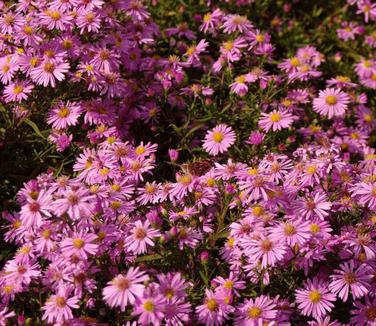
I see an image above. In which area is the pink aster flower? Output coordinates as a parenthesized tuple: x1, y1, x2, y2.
(351, 297, 376, 325)
(30, 59, 70, 87)
(102, 267, 148, 311)
(222, 14, 253, 33)
(295, 278, 336, 319)
(126, 220, 161, 255)
(184, 39, 209, 66)
(19, 189, 52, 228)
(42, 285, 79, 324)
(196, 289, 231, 326)
(351, 182, 376, 211)
(294, 192, 332, 220)
(203, 124, 236, 156)
(241, 234, 287, 268)
(39, 8, 74, 31)
(259, 109, 295, 132)
(2, 81, 34, 103)
(4, 259, 40, 286)
(47, 101, 81, 129)
(52, 187, 94, 220)
(329, 261, 371, 301)
(60, 231, 98, 259)
(235, 295, 277, 325)
(313, 88, 350, 118)
(132, 294, 165, 326)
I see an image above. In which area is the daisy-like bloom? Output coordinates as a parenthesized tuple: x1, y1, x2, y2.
(222, 14, 253, 33)
(39, 8, 73, 30)
(126, 220, 161, 255)
(30, 59, 70, 88)
(235, 295, 277, 325)
(351, 182, 376, 211)
(60, 231, 98, 259)
(203, 124, 236, 156)
(295, 278, 336, 319)
(52, 187, 94, 220)
(351, 297, 376, 325)
(329, 261, 371, 301)
(47, 101, 81, 129)
(213, 272, 246, 297)
(241, 234, 287, 268)
(102, 267, 148, 311)
(313, 88, 350, 118)
(184, 39, 209, 66)
(42, 285, 79, 324)
(4, 259, 40, 286)
(132, 294, 165, 326)
(196, 289, 231, 326)
(270, 218, 311, 247)
(2, 81, 34, 103)
(19, 189, 52, 228)
(294, 192, 332, 220)
(199, 8, 223, 33)
(156, 272, 189, 301)
(258, 109, 295, 132)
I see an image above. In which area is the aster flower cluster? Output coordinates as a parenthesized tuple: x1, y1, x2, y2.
(0, 0, 376, 325)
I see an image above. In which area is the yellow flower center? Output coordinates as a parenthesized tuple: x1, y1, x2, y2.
(284, 223, 296, 235)
(224, 280, 234, 289)
(143, 300, 155, 312)
(50, 11, 61, 21)
(206, 298, 218, 311)
(235, 75, 246, 84)
(44, 62, 55, 73)
(325, 95, 338, 105)
(223, 41, 234, 51)
(308, 290, 321, 303)
(72, 238, 85, 249)
(55, 296, 66, 308)
(255, 34, 265, 42)
(178, 174, 192, 185)
(41, 229, 51, 239)
(290, 57, 300, 67)
(270, 112, 281, 122)
(212, 131, 224, 143)
(186, 46, 196, 56)
(260, 239, 272, 252)
(13, 85, 24, 94)
(58, 107, 70, 118)
(24, 26, 33, 35)
(306, 165, 317, 174)
(203, 13, 211, 22)
(135, 146, 145, 155)
(248, 306, 262, 318)
(310, 223, 320, 234)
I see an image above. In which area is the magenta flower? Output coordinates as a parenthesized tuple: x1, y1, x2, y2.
(351, 297, 376, 325)
(102, 267, 148, 311)
(47, 101, 81, 129)
(132, 294, 165, 326)
(294, 192, 332, 220)
(235, 295, 277, 325)
(30, 59, 70, 87)
(313, 88, 350, 118)
(42, 285, 79, 324)
(241, 235, 287, 268)
(2, 81, 34, 103)
(259, 109, 295, 132)
(329, 261, 371, 301)
(295, 278, 336, 319)
(203, 124, 236, 156)
(126, 220, 161, 255)
(52, 187, 94, 220)
(60, 231, 98, 259)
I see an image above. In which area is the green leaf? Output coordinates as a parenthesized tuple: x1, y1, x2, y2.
(24, 119, 46, 139)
